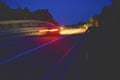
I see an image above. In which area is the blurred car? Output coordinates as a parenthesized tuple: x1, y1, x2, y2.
(38, 22, 60, 35)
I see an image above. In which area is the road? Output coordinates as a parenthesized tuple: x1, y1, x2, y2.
(0, 34, 87, 80)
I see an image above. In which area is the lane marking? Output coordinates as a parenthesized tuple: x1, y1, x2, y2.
(0, 36, 66, 64)
(53, 38, 83, 80)
(43, 38, 81, 80)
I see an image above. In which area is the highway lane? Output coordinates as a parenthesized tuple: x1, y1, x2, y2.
(0, 35, 64, 61)
(0, 34, 86, 80)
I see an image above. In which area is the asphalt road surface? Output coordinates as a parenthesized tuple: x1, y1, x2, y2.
(0, 34, 87, 80)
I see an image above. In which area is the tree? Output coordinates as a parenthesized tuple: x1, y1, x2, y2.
(33, 9, 58, 25)
(0, 1, 13, 20)
(87, 17, 94, 27)
(0, 1, 58, 25)
(22, 7, 32, 20)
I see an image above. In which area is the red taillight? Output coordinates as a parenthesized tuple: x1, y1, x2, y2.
(49, 28, 59, 32)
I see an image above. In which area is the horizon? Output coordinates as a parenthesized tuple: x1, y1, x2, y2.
(4, 0, 112, 25)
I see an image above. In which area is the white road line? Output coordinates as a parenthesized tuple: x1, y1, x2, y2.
(53, 38, 82, 80)
(43, 38, 81, 80)
(0, 36, 66, 64)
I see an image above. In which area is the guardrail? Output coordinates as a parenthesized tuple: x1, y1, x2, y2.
(0, 20, 55, 26)
(0, 20, 56, 38)
(0, 28, 40, 38)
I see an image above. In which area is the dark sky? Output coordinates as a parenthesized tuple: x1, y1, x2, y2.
(6, 0, 112, 25)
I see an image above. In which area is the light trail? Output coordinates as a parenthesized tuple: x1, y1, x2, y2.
(60, 28, 86, 35)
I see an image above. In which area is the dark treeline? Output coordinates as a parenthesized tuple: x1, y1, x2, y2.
(91, 0, 120, 31)
(84, 0, 120, 80)
(0, 1, 58, 25)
